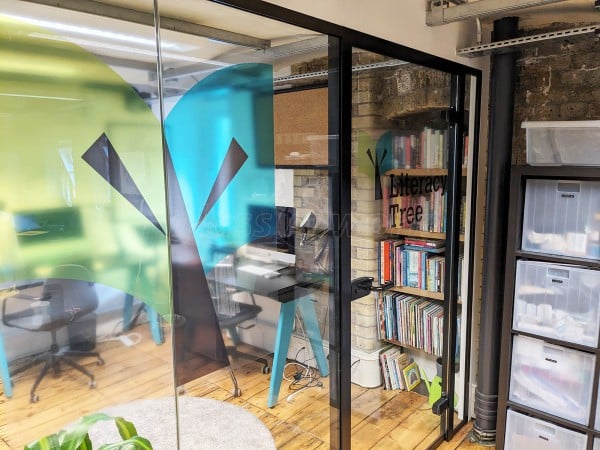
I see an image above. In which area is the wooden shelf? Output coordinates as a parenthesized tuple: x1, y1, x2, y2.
(382, 338, 440, 357)
(387, 286, 444, 301)
(383, 228, 445, 239)
(384, 167, 467, 177)
(383, 228, 465, 241)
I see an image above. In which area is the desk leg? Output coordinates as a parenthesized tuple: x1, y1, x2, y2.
(0, 331, 12, 397)
(146, 305, 163, 345)
(296, 295, 329, 377)
(123, 294, 163, 345)
(268, 301, 296, 408)
(123, 293, 134, 331)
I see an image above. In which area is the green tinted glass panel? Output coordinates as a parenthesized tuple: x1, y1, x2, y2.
(0, 16, 170, 315)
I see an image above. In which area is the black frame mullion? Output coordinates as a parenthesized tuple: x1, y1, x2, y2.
(327, 34, 353, 450)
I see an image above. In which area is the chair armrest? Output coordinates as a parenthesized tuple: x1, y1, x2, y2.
(1, 281, 46, 325)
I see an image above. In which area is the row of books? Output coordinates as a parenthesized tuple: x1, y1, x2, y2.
(391, 127, 449, 169)
(377, 292, 444, 356)
(378, 237, 446, 292)
(379, 347, 421, 391)
(383, 189, 448, 233)
(390, 128, 469, 170)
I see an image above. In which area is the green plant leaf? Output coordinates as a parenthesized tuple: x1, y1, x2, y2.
(25, 414, 153, 450)
(96, 436, 153, 450)
(23, 434, 60, 450)
(78, 435, 93, 450)
(113, 417, 138, 440)
(59, 413, 115, 450)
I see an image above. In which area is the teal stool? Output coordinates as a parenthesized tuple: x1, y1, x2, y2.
(268, 294, 329, 408)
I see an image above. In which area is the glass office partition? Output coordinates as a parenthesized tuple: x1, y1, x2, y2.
(156, 1, 339, 447)
(0, 0, 479, 448)
(349, 47, 474, 447)
(0, 0, 175, 447)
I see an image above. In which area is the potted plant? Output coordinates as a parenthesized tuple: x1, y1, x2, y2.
(24, 413, 152, 450)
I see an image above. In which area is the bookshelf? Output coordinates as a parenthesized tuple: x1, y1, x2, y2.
(374, 108, 475, 421)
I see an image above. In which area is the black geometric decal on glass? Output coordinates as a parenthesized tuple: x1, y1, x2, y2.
(195, 137, 248, 228)
(367, 147, 387, 201)
(165, 147, 230, 384)
(82, 133, 165, 234)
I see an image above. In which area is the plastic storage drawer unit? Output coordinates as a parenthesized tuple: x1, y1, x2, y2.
(523, 120, 600, 166)
(509, 335, 595, 424)
(521, 179, 600, 259)
(513, 261, 600, 347)
(504, 409, 587, 450)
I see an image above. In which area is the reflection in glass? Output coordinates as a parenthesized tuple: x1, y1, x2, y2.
(0, 1, 175, 448)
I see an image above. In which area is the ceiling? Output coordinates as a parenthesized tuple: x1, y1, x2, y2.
(2, 0, 597, 95)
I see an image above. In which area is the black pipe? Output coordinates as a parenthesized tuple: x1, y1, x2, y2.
(472, 16, 519, 444)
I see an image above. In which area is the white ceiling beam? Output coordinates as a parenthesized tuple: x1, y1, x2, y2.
(426, 0, 569, 26)
(19, 0, 271, 49)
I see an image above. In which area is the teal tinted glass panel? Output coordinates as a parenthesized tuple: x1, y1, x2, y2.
(165, 63, 275, 272)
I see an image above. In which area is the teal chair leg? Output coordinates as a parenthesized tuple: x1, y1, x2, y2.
(296, 295, 329, 377)
(0, 331, 12, 397)
(268, 301, 296, 408)
(123, 294, 163, 345)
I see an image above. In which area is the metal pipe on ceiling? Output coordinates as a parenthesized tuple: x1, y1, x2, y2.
(427, 0, 569, 26)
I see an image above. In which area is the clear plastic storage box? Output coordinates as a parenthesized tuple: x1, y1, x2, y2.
(513, 260, 600, 347)
(521, 179, 600, 259)
(523, 121, 600, 166)
(509, 335, 595, 424)
(505, 409, 587, 450)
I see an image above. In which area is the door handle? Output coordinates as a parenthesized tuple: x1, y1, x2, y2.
(350, 277, 374, 301)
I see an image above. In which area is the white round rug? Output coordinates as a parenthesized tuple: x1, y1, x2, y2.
(84, 396, 276, 450)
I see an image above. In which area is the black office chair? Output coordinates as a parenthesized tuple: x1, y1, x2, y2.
(211, 251, 270, 396)
(2, 264, 104, 402)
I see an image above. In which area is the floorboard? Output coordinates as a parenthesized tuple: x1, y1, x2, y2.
(0, 324, 489, 449)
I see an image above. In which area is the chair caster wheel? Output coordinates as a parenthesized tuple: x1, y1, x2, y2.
(97, 358, 105, 366)
(89, 380, 96, 389)
(30, 394, 39, 403)
(262, 366, 271, 374)
(233, 387, 242, 397)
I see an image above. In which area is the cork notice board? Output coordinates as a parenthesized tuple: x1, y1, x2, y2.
(274, 87, 328, 166)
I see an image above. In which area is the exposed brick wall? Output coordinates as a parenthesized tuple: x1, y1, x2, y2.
(512, 26, 600, 164)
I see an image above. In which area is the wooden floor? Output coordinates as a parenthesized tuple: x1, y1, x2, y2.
(0, 325, 489, 449)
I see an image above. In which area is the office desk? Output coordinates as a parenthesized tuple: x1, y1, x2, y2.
(215, 264, 329, 407)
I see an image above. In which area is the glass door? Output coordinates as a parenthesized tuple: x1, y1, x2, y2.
(349, 47, 475, 448)
(155, 1, 340, 447)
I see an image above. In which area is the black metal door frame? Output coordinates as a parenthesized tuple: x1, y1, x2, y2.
(210, 2, 482, 447)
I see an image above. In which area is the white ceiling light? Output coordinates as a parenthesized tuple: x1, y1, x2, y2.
(0, 93, 81, 101)
(29, 32, 230, 66)
(2, 12, 177, 48)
